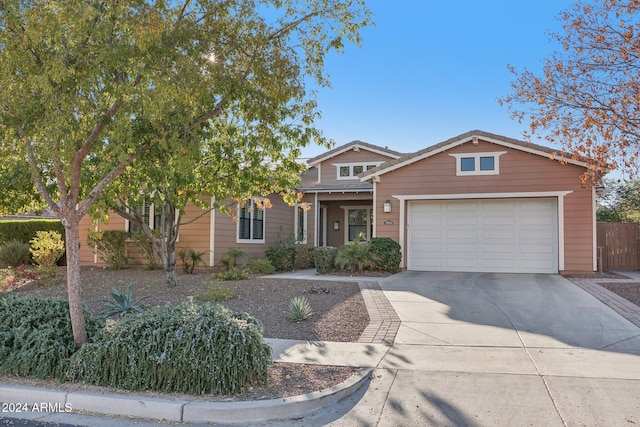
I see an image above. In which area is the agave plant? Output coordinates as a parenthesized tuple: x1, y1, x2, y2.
(287, 296, 313, 322)
(99, 283, 150, 318)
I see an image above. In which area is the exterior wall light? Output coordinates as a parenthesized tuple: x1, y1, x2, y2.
(383, 200, 392, 213)
(333, 220, 340, 230)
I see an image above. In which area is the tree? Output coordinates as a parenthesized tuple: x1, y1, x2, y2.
(499, 0, 640, 179)
(0, 0, 372, 347)
(597, 178, 640, 222)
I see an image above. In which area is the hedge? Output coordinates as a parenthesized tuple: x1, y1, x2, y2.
(0, 220, 65, 245)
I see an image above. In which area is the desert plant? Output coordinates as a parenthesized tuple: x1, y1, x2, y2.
(248, 258, 276, 275)
(178, 248, 206, 274)
(0, 239, 31, 267)
(369, 237, 402, 273)
(29, 230, 65, 277)
(313, 246, 337, 274)
(335, 238, 375, 273)
(195, 283, 236, 302)
(215, 268, 249, 281)
(220, 247, 247, 271)
(86, 230, 129, 270)
(0, 296, 99, 380)
(287, 296, 313, 322)
(69, 301, 271, 395)
(98, 283, 150, 318)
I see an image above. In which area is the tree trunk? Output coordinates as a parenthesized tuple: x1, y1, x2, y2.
(164, 244, 178, 288)
(65, 220, 88, 348)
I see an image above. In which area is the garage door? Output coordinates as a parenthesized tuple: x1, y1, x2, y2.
(407, 198, 558, 273)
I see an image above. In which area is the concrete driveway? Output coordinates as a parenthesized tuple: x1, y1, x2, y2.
(274, 271, 640, 426)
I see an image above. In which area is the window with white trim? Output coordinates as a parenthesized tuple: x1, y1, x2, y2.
(345, 207, 373, 242)
(294, 204, 308, 244)
(449, 151, 506, 176)
(237, 199, 265, 243)
(334, 162, 383, 179)
(126, 201, 172, 235)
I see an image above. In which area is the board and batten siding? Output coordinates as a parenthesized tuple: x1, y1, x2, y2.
(374, 139, 595, 273)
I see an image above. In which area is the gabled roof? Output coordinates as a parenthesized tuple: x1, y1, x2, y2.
(307, 140, 403, 166)
(360, 130, 592, 181)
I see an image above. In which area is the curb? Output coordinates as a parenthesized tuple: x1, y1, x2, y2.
(0, 368, 372, 424)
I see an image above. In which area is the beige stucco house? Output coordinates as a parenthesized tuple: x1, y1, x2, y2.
(80, 130, 598, 274)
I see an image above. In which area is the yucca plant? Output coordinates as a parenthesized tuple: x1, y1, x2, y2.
(287, 296, 313, 322)
(99, 283, 150, 318)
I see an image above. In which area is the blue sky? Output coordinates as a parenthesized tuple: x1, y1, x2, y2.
(303, 0, 576, 158)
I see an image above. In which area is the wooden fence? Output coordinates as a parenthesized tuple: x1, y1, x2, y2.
(597, 222, 640, 271)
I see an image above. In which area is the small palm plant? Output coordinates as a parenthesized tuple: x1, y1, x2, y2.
(178, 248, 206, 274)
(335, 233, 375, 273)
(99, 283, 150, 318)
(287, 296, 313, 322)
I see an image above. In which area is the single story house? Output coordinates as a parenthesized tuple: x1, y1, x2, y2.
(79, 130, 599, 274)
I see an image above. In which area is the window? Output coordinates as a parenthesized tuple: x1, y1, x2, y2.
(334, 162, 383, 179)
(127, 201, 172, 235)
(480, 156, 495, 171)
(449, 152, 506, 176)
(342, 207, 373, 242)
(460, 157, 475, 172)
(294, 204, 308, 244)
(237, 199, 265, 243)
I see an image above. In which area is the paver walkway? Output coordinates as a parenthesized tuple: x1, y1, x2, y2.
(568, 271, 640, 328)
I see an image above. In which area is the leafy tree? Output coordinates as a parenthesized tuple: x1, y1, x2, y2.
(596, 178, 640, 222)
(0, 0, 372, 346)
(499, 0, 640, 178)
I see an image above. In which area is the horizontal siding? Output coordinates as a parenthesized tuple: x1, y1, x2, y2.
(79, 201, 213, 268)
(213, 196, 294, 266)
(376, 139, 595, 272)
(319, 149, 396, 185)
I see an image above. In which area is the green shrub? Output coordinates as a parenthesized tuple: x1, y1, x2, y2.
(0, 296, 99, 380)
(220, 247, 247, 271)
(313, 246, 337, 274)
(196, 283, 236, 302)
(215, 268, 249, 281)
(335, 240, 375, 273)
(294, 246, 314, 269)
(369, 237, 402, 273)
(86, 230, 129, 270)
(69, 301, 271, 395)
(248, 258, 276, 275)
(99, 283, 150, 318)
(178, 248, 206, 274)
(287, 296, 313, 322)
(29, 231, 65, 277)
(0, 239, 31, 267)
(0, 220, 64, 246)
(265, 246, 295, 271)
(130, 232, 162, 270)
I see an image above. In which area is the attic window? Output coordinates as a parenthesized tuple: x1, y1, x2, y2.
(450, 152, 506, 176)
(334, 162, 383, 179)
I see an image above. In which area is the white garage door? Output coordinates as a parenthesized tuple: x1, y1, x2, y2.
(407, 198, 558, 273)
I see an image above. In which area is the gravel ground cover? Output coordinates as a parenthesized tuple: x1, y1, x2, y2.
(2, 266, 371, 401)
